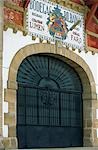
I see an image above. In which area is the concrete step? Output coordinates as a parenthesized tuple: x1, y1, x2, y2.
(7, 148, 98, 150)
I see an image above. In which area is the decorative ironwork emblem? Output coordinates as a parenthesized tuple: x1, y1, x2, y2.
(41, 91, 57, 107)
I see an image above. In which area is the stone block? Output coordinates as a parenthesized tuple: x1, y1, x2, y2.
(93, 129, 97, 139)
(92, 100, 98, 108)
(92, 109, 97, 121)
(7, 81, 17, 90)
(93, 121, 98, 128)
(4, 89, 16, 103)
(83, 120, 87, 128)
(3, 137, 18, 150)
(84, 129, 93, 138)
(83, 87, 91, 94)
(8, 68, 17, 82)
(2, 138, 11, 149)
(0, 70, 2, 80)
(8, 126, 16, 137)
(87, 120, 93, 128)
(0, 58, 2, 65)
(44, 43, 54, 53)
(22, 46, 34, 58)
(3, 137, 17, 149)
(0, 116, 2, 127)
(74, 65, 83, 71)
(83, 138, 93, 147)
(0, 137, 4, 150)
(11, 137, 18, 148)
(83, 109, 92, 120)
(10, 52, 25, 72)
(8, 102, 16, 113)
(91, 93, 97, 100)
(0, 104, 2, 116)
(83, 94, 92, 100)
(4, 113, 16, 126)
(93, 139, 98, 147)
(0, 127, 2, 136)
(0, 86, 2, 95)
(83, 100, 92, 109)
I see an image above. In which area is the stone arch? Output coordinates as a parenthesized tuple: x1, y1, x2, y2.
(4, 43, 98, 149)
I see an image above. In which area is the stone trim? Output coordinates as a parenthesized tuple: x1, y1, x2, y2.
(0, 0, 3, 138)
(3, 137, 17, 149)
(0, 1, 4, 149)
(4, 43, 98, 148)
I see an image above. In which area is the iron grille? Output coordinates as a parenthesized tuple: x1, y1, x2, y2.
(17, 84, 82, 128)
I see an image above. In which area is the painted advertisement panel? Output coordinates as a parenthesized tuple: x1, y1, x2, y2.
(27, 0, 85, 50)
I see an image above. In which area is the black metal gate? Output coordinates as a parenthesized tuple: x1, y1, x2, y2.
(16, 55, 83, 148)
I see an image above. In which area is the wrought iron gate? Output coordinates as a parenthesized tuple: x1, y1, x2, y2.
(16, 55, 83, 148)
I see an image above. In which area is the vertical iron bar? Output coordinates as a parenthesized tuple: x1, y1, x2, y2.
(59, 91, 61, 126)
(16, 86, 18, 138)
(25, 86, 27, 148)
(48, 57, 49, 77)
(69, 92, 72, 146)
(37, 88, 39, 125)
(48, 88, 50, 125)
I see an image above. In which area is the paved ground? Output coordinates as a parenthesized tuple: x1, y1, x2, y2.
(6, 148, 98, 150)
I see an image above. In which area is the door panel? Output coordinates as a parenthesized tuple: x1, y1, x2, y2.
(71, 127, 83, 146)
(25, 126, 71, 148)
(17, 126, 26, 149)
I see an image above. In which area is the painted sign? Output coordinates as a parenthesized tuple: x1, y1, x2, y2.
(27, 0, 85, 50)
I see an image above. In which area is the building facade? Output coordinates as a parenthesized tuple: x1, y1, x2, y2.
(0, 0, 98, 149)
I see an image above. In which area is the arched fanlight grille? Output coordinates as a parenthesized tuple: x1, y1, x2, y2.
(17, 55, 82, 92)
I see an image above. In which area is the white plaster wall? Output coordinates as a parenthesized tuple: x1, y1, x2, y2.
(3, 28, 98, 137)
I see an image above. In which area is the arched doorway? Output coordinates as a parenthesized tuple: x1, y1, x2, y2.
(16, 54, 83, 148)
(4, 43, 98, 149)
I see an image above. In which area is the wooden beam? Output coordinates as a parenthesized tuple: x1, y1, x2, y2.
(86, 2, 98, 28)
(24, 0, 30, 8)
(80, 0, 85, 5)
